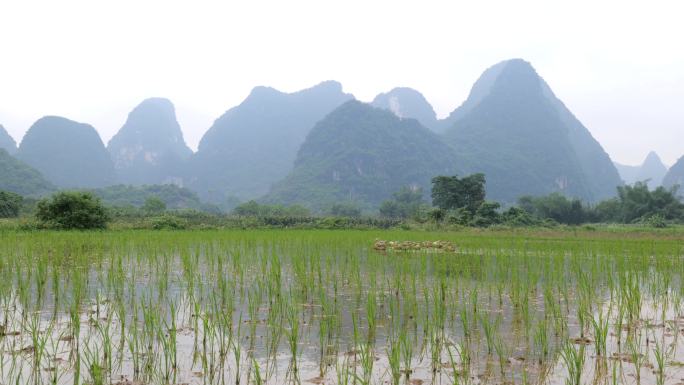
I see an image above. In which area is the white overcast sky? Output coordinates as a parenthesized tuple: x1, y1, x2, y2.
(0, 0, 682, 165)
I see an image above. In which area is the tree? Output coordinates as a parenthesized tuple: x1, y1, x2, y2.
(431, 174, 486, 213)
(36, 191, 110, 229)
(615, 182, 684, 222)
(378, 200, 402, 219)
(518, 193, 587, 225)
(379, 187, 424, 219)
(472, 201, 501, 227)
(329, 202, 362, 218)
(142, 196, 166, 214)
(232, 200, 311, 217)
(0, 190, 23, 218)
(501, 206, 538, 226)
(232, 200, 265, 217)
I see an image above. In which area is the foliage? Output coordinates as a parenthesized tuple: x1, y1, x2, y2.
(264, 100, 460, 210)
(90, 184, 205, 211)
(329, 202, 362, 218)
(35, 191, 110, 229)
(0, 190, 23, 218)
(232, 200, 311, 218)
(518, 193, 588, 225)
(142, 196, 167, 214)
(615, 182, 684, 222)
(431, 174, 486, 214)
(500, 207, 539, 226)
(150, 214, 188, 230)
(379, 187, 425, 219)
(472, 201, 502, 227)
(519, 182, 684, 225)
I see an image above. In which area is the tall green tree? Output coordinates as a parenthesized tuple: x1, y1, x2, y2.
(615, 182, 684, 222)
(518, 193, 587, 225)
(379, 187, 424, 219)
(431, 174, 486, 214)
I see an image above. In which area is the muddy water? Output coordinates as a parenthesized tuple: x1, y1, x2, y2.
(1, 241, 683, 385)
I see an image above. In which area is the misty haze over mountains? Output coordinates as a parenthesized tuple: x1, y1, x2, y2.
(1, 59, 682, 211)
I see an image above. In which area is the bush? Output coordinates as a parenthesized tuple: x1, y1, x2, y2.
(472, 201, 501, 227)
(0, 190, 23, 218)
(501, 206, 538, 226)
(642, 213, 668, 228)
(150, 214, 188, 230)
(427, 208, 445, 222)
(36, 191, 110, 229)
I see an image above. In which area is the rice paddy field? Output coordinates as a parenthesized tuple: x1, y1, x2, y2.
(1, 228, 684, 385)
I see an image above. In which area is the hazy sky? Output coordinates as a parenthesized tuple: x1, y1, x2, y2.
(0, 0, 682, 166)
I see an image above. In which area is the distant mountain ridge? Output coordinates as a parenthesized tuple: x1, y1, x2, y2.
(0, 148, 55, 196)
(663, 155, 684, 190)
(108, 98, 192, 185)
(0, 125, 17, 155)
(371, 88, 440, 132)
(17, 116, 117, 188)
(188, 81, 354, 204)
(2, 60, 651, 210)
(614, 151, 668, 189)
(439, 59, 621, 203)
(264, 100, 460, 209)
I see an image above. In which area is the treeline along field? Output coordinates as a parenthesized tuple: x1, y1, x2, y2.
(0, 229, 683, 384)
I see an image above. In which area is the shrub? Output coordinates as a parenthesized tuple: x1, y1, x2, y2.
(150, 214, 188, 230)
(36, 191, 110, 229)
(642, 213, 667, 228)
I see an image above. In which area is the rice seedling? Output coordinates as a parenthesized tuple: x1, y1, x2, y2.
(0, 229, 681, 385)
(560, 341, 585, 385)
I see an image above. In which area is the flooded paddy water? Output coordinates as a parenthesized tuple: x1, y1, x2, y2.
(0, 229, 683, 385)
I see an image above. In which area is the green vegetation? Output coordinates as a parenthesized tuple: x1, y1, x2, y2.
(379, 187, 425, 219)
(431, 173, 486, 213)
(35, 191, 110, 229)
(0, 148, 55, 197)
(89, 184, 205, 210)
(520, 182, 684, 225)
(142, 196, 166, 214)
(0, 190, 22, 218)
(232, 200, 310, 217)
(0, 229, 682, 384)
(265, 100, 460, 210)
(328, 202, 362, 217)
